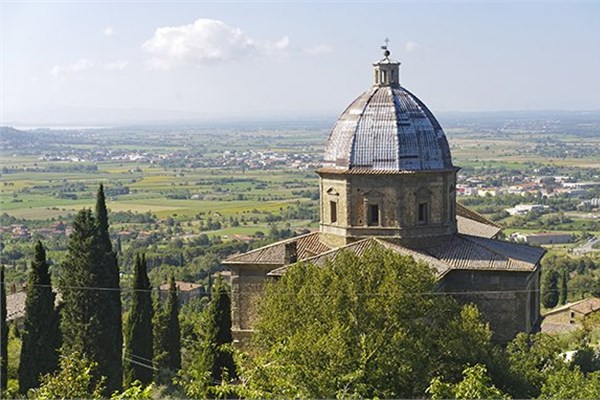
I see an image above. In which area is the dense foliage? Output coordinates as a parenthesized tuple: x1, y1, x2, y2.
(58, 185, 123, 394)
(542, 269, 560, 308)
(18, 241, 60, 393)
(1, 265, 7, 394)
(30, 352, 105, 400)
(205, 276, 236, 383)
(249, 248, 499, 398)
(153, 275, 182, 383)
(123, 253, 154, 387)
(95, 184, 123, 392)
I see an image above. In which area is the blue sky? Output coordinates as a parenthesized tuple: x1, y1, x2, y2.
(2, 1, 600, 125)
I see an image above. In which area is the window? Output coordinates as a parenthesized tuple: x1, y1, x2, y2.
(418, 202, 429, 224)
(330, 201, 337, 224)
(368, 204, 379, 226)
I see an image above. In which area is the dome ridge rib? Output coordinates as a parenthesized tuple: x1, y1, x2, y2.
(323, 84, 453, 172)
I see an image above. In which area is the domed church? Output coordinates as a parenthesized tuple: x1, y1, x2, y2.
(224, 47, 545, 344)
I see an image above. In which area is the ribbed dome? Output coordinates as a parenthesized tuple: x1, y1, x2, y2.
(323, 79, 453, 172)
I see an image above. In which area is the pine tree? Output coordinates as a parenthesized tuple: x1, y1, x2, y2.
(1, 265, 8, 394)
(559, 269, 568, 305)
(95, 184, 123, 392)
(542, 270, 560, 309)
(166, 275, 181, 371)
(205, 276, 236, 382)
(123, 254, 153, 387)
(18, 241, 61, 393)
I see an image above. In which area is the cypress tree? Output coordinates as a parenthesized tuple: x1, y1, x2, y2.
(166, 275, 181, 371)
(59, 209, 104, 369)
(18, 241, 61, 393)
(152, 299, 169, 383)
(95, 184, 123, 392)
(205, 276, 236, 382)
(1, 265, 7, 394)
(123, 254, 153, 387)
(542, 269, 560, 309)
(559, 269, 568, 305)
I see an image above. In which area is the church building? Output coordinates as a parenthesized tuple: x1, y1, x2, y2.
(224, 47, 545, 344)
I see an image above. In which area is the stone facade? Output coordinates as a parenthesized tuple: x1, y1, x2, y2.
(439, 269, 541, 344)
(223, 48, 544, 344)
(319, 170, 457, 243)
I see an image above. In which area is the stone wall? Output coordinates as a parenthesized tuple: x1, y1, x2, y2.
(230, 263, 280, 336)
(319, 171, 457, 242)
(439, 269, 540, 344)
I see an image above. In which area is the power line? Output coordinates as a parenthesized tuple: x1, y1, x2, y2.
(122, 355, 157, 372)
(18, 282, 562, 297)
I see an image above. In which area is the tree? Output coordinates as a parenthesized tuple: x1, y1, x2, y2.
(18, 241, 61, 393)
(560, 268, 568, 305)
(542, 269, 560, 308)
(59, 209, 108, 390)
(152, 301, 169, 384)
(251, 247, 499, 398)
(165, 275, 181, 372)
(153, 275, 181, 383)
(179, 276, 236, 397)
(1, 265, 7, 394)
(95, 184, 123, 392)
(505, 332, 565, 398)
(31, 352, 105, 400)
(205, 276, 236, 383)
(539, 365, 600, 399)
(428, 364, 509, 400)
(123, 254, 153, 387)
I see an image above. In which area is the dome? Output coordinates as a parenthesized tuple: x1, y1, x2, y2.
(322, 51, 453, 172)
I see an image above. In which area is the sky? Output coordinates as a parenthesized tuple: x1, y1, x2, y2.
(2, 1, 600, 126)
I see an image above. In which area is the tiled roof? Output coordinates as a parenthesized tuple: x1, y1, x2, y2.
(268, 234, 543, 277)
(571, 297, 600, 315)
(224, 232, 332, 265)
(456, 203, 501, 228)
(543, 297, 600, 317)
(322, 85, 453, 172)
(416, 235, 544, 273)
(457, 215, 501, 239)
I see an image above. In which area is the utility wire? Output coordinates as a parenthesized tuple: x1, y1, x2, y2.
(18, 281, 557, 297)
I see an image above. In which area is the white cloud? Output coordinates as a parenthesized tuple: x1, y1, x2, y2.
(303, 44, 333, 55)
(104, 60, 129, 71)
(405, 41, 420, 53)
(51, 58, 94, 76)
(274, 36, 290, 50)
(103, 26, 114, 37)
(142, 18, 289, 68)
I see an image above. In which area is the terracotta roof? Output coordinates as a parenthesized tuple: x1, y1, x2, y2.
(571, 297, 600, 315)
(268, 234, 544, 278)
(159, 281, 203, 292)
(543, 297, 600, 317)
(224, 232, 332, 265)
